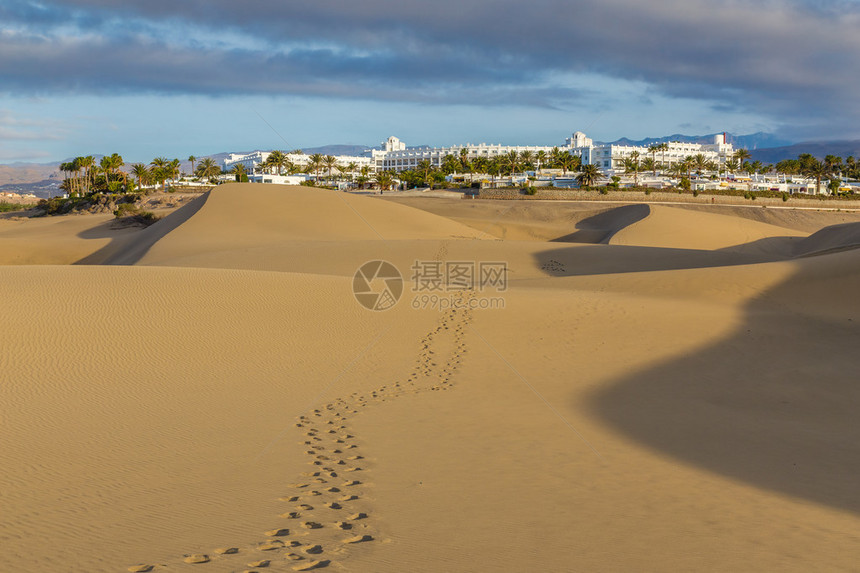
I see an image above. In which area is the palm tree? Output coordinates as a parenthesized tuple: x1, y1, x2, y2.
(131, 164, 151, 189)
(641, 157, 656, 177)
(356, 166, 371, 189)
(801, 158, 831, 195)
(669, 162, 688, 179)
(623, 151, 642, 186)
(680, 156, 694, 178)
(150, 157, 169, 190)
(648, 144, 662, 176)
(725, 158, 739, 179)
(471, 156, 489, 177)
(417, 159, 433, 186)
(99, 156, 114, 189)
(691, 153, 710, 177)
(97, 153, 123, 188)
(550, 147, 563, 168)
(196, 157, 221, 183)
(269, 150, 287, 175)
(440, 154, 459, 175)
(519, 150, 535, 172)
(345, 162, 358, 183)
(459, 148, 471, 173)
(576, 164, 604, 189)
(734, 149, 751, 170)
(825, 155, 843, 181)
(504, 150, 520, 175)
(231, 163, 248, 181)
(61, 160, 82, 196)
(375, 170, 394, 191)
(487, 157, 502, 187)
(168, 159, 181, 184)
(323, 155, 338, 182)
(307, 153, 325, 181)
(78, 155, 95, 194)
(557, 153, 579, 176)
(188, 156, 196, 177)
(59, 161, 72, 196)
(535, 150, 548, 173)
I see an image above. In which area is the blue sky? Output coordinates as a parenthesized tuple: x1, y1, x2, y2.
(1, 0, 858, 164)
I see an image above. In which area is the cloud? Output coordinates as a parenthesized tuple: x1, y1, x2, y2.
(1, 0, 859, 138)
(0, 109, 65, 140)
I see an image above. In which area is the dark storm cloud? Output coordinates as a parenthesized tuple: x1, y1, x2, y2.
(2, 0, 860, 137)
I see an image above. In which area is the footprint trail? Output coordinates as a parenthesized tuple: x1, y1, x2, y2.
(127, 282, 474, 572)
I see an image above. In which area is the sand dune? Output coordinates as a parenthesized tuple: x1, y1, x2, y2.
(2, 184, 858, 572)
(794, 220, 860, 257)
(609, 204, 806, 250)
(0, 213, 133, 264)
(114, 184, 485, 267)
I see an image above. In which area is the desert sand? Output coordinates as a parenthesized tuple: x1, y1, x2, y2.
(1, 184, 858, 572)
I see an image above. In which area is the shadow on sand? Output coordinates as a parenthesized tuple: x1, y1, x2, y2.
(552, 204, 650, 244)
(586, 249, 860, 514)
(75, 192, 210, 266)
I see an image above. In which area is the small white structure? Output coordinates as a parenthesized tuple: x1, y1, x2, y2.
(249, 174, 310, 185)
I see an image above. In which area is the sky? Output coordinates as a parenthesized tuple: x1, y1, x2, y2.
(1, 0, 859, 164)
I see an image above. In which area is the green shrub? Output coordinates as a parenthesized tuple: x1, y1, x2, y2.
(523, 186, 537, 196)
(113, 203, 160, 226)
(782, 193, 789, 202)
(692, 189, 699, 197)
(0, 201, 36, 213)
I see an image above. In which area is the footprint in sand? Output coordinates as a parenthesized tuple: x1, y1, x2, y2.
(127, 565, 154, 572)
(302, 544, 324, 555)
(258, 540, 285, 551)
(265, 528, 290, 537)
(215, 547, 239, 554)
(292, 560, 329, 571)
(342, 534, 373, 544)
(247, 559, 270, 567)
(183, 554, 210, 564)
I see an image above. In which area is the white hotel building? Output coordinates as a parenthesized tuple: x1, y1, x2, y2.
(373, 132, 733, 174)
(222, 151, 374, 174)
(225, 132, 734, 177)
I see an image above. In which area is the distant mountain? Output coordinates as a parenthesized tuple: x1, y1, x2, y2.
(0, 179, 61, 198)
(750, 141, 860, 164)
(604, 132, 792, 150)
(0, 163, 62, 196)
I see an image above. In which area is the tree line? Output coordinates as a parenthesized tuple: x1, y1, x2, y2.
(59, 154, 223, 197)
